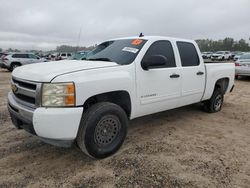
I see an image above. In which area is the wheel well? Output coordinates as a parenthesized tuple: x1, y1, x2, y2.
(83, 91, 132, 117)
(214, 78, 229, 94)
(11, 62, 21, 66)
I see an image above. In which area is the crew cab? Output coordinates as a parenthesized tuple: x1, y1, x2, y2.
(8, 36, 235, 158)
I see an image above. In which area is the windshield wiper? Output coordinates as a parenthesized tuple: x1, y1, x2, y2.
(87, 57, 113, 62)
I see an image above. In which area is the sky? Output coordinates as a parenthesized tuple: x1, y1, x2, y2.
(0, 0, 249, 50)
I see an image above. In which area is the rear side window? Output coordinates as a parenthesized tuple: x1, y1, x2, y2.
(177, 42, 200, 67)
(142, 40, 176, 68)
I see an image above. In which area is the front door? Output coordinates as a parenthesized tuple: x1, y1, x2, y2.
(136, 40, 182, 117)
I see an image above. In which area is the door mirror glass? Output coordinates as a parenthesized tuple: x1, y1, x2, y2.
(141, 55, 167, 70)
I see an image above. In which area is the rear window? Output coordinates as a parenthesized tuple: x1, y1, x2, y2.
(177, 42, 200, 67)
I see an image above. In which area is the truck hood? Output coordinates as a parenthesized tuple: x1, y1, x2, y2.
(12, 60, 119, 82)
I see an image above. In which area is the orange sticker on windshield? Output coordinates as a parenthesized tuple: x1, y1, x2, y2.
(131, 39, 143, 45)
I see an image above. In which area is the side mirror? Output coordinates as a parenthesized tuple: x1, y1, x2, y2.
(141, 55, 167, 70)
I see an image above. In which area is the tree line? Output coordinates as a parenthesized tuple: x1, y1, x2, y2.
(56, 45, 96, 53)
(196, 38, 250, 52)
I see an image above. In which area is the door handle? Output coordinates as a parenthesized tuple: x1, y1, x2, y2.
(170, 73, 180, 78)
(197, 71, 204, 75)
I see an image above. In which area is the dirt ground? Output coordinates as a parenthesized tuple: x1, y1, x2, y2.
(0, 68, 250, 188)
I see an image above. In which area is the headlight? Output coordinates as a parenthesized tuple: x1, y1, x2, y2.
(42, 83, 75, 107)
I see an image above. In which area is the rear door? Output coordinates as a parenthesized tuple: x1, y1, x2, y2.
(176, 41, 205, 105)
(136, 40, 182, 116)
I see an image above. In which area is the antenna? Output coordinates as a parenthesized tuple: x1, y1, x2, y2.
(76, 27, 82, 53)
(139, 33, 144, 37)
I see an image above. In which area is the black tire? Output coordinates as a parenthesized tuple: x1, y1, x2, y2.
(10, 63, 21, 71)
(235, 75, 240, 80)
(77, 102, 128, 159)
(204, 88, 224, 113)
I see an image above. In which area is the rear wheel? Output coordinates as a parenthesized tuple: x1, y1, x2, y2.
(204, 88, 224, 113)
(77, 102, 128, 159)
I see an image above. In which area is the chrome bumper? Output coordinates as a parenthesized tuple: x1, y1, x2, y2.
(7, 92, 36, 135)
(7, 92, 74, 147)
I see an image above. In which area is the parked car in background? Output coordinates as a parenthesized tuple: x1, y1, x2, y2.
(235, 52, 250, 79)
(0, 52, 9, 68)
(202, 52, 213, 59)
(233, 52, 244, 61)
(55, 53, 72, 61)
(211, 51, 231, 61)
(1, 53, 46, 71)
(0, 52, 8, 58)
(71, 51, 89, 60)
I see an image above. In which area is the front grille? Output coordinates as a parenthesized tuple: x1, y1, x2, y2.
(12, 78, 41, 108)
(14, 93, 36, 104)
(13, 78, 36, 90)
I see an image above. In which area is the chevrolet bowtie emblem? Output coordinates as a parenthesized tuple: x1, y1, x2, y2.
(11, 83, 18, 93)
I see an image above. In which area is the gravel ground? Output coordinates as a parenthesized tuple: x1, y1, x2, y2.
(0, 68, 250, 188)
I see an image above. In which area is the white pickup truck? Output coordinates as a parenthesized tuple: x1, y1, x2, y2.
(8, 36, 235, 158)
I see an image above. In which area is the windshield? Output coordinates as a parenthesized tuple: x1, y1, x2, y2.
(216, 51, 224, 54)
(86, 39, 147, 65)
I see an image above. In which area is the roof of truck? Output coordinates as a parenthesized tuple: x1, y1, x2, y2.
(109, 36, 195, 43)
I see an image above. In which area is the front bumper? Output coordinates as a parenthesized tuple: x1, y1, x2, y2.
(8, 92, 83, 147)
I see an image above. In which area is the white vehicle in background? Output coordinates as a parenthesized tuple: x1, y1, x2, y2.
(2, 53, 45, 71)
(235, 53, 250, 79)
(8, 36, 235, 158)
(211, 51, 231, 61)
(233, 52, 244, 61)
(202, 52, 213, 59)
(55, 53, 72, 61)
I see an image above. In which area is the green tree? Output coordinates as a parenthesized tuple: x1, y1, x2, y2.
(196, 38, 250, 52)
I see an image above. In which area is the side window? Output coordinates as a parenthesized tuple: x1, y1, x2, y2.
(21, 54, 29, 58)
(61, 53, 66, 57)
(12, 54, 19, 58)
(177, 42, 200, 67)
(67, 53, 71, 57)
(13, 54, 28, 58)
(28, 54, 37, 59)
(142, 40, 176, 68)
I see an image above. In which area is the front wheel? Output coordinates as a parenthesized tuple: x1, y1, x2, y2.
(204, 89, 224, 113)
(77, 102, 128, 159)
(10, 63, 21, 71)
